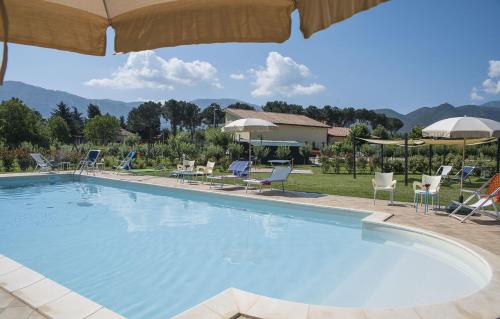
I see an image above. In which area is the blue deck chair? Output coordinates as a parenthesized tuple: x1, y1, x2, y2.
(452, 166, 475, 184)
(113, 151, 135, 173)
(207, 160, 249, 189)
(75, 150, 101, 176)
(30, 153, 57, 172)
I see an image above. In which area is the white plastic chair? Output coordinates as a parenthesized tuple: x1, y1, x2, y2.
(413, 175, 442, 210)
(372, 172, 396, 204)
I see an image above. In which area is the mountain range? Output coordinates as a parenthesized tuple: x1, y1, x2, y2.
(1, 81, 500, 131)
(0, 81, 256, 118)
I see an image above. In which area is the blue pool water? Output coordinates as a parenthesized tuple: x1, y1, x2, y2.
(0, 176, 489, 318)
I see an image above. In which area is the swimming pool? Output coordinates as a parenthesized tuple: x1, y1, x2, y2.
(0, 175, 491, 318)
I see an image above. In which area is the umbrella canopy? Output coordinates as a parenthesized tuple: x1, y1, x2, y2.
(422, 117, 500, 139)
(423, 116, 500, 193)
(0, 0, 388, 56)
(222, 118, 278, 133)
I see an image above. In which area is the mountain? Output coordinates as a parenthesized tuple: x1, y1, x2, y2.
(0, 81, 260, 118)
(374, 102, 500, 131)
(0, 81, 141, 118)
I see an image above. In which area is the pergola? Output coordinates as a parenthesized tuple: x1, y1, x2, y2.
(350, 134, 499, 185)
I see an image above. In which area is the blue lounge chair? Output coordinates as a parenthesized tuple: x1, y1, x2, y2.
(113, 151, 135, 173)
(207, 160, 249, 189)
(452, 165, 475, 184)
(74, 150, 101, 176)
(244, 166, 292, 193)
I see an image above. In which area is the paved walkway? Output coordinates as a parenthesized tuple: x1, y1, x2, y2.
(0, 288, 45, 319)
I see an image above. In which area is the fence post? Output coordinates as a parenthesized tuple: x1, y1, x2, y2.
(404, 133, 408, 186)
(352, 134, 356, 179)
(497, 138, 500, 173)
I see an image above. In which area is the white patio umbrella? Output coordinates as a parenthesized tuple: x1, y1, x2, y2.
(223, 118, 277, 174)
(422, 116, 500, 192)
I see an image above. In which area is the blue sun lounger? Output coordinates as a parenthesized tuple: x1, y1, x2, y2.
(113, 151, 135, 173)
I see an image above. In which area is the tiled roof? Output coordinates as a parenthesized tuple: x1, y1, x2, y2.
(226, 109, 329, 128)
(328, 127, 351, 137)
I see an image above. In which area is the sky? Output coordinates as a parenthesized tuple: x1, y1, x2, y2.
(5, 0, 500, 114)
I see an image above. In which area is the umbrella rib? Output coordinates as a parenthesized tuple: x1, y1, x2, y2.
(102, 0, 112, 26)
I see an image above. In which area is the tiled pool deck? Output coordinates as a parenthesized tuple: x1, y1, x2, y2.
(1, 172, 500, 319)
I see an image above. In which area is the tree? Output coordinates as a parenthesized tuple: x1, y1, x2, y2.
(87, 104, 101, 119)
(305, 105, 323, 122)
(70, 107, 84, 137)
(83, 115, 120, 144)
(409, 125, 423, 139)
(263, 101, 304, 114)
(386, 118, 404, 136)
(181, 102, 201, 138)
(127, 101, 162, 141)
(322, 105, 344, 127)
(48, 115, 71, 143)
(201, 103, 225, 127)
(51, 102, 72, 124)
(119, 116, 127, 129)
(348, 123, 371, 139)
(372, 125, 389, 139)
(0, 98, 50, 147)
(227, 102, 255, 110)
(299, 143, 313, 164)
(276, 145, 291, 159)
(162, 99, 184, 136)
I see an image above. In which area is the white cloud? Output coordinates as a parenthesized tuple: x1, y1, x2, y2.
(470, 87, 484, 102)
(483, 78, 500, 94)
(488, 60, 500, 78)
(230, 73, 246, 80)
(249, 51, 325, 97)
(85, 50, 222, 90)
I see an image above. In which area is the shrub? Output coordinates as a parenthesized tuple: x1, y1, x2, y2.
(14, 147, 32, 171)
(0, 148, 15, 171)
(410, 155, 428, 174)
(276, 145, 291, 159)
(331, 156, 342, 174)
(252, 145, 270, 164)
(357, 157, 368, 173)
(319, 156, 330, 173)
(299, 144, 313, 164)
(124, 134, 141, 147)
(227, 143, 243, 161)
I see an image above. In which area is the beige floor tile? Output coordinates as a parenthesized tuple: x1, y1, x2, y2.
(84, 308, 126, 319)
(0, 306, 34, 319)
(13, 278, 70, 308)
(0, 268, 44, 293)
(38, 292, 102, 319)
(0, 258, 22, 277)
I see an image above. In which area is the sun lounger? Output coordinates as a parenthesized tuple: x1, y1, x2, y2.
(436, 165, 452, 181)
(451, 165, 475, 184)
(113, 151, 135, 173)
(74, 150, 101, 176)
(244, 166, 292, 193)
(30, 153, 57, 172)
(208, 161, 249, 189)
(450, 173, 500, 223)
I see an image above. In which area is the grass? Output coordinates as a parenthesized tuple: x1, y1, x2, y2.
(132, 165, 487, 205)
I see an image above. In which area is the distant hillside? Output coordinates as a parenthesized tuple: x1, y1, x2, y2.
(0, 81, 141, 118)
(374, 101, 500, 131)
(0, 81, 260, 118)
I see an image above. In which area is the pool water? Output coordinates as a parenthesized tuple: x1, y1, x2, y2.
(0, 176, 489, 318)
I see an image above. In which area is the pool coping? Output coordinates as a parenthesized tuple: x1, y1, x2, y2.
(1, 172, 500, 319)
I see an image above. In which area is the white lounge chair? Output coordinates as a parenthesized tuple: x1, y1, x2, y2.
(450, 173, 500, 223)
(372, 172, 396, 204)
(436, 165, 452, 181)
(193, 161, 215, 183)
(413, 175, 442, 210)
(244, 166, 292, 193)
(30, 153, 57, 172)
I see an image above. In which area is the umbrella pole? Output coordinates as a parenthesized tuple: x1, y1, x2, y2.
(459, 138, 465, 202)
(249, 132, 252, 178)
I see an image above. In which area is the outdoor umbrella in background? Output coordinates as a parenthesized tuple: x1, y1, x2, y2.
(222, 118, 277, 176)
(0, 0, 389, 84)
(422, 116, 500, 200)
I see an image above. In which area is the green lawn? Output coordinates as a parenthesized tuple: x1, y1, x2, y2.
(132, 165, 485, 205)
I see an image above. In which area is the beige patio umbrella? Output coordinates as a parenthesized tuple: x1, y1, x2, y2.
(223, 118, 277, 175)
(0, 0, 389, 83)
(422, 117, 500, 195)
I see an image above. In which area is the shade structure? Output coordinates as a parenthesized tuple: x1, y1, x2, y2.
(223, 118, 277, 174)
(423, 116, 500, 192)
(0, 0, 388, 56)
(422, 117, 500, 139)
